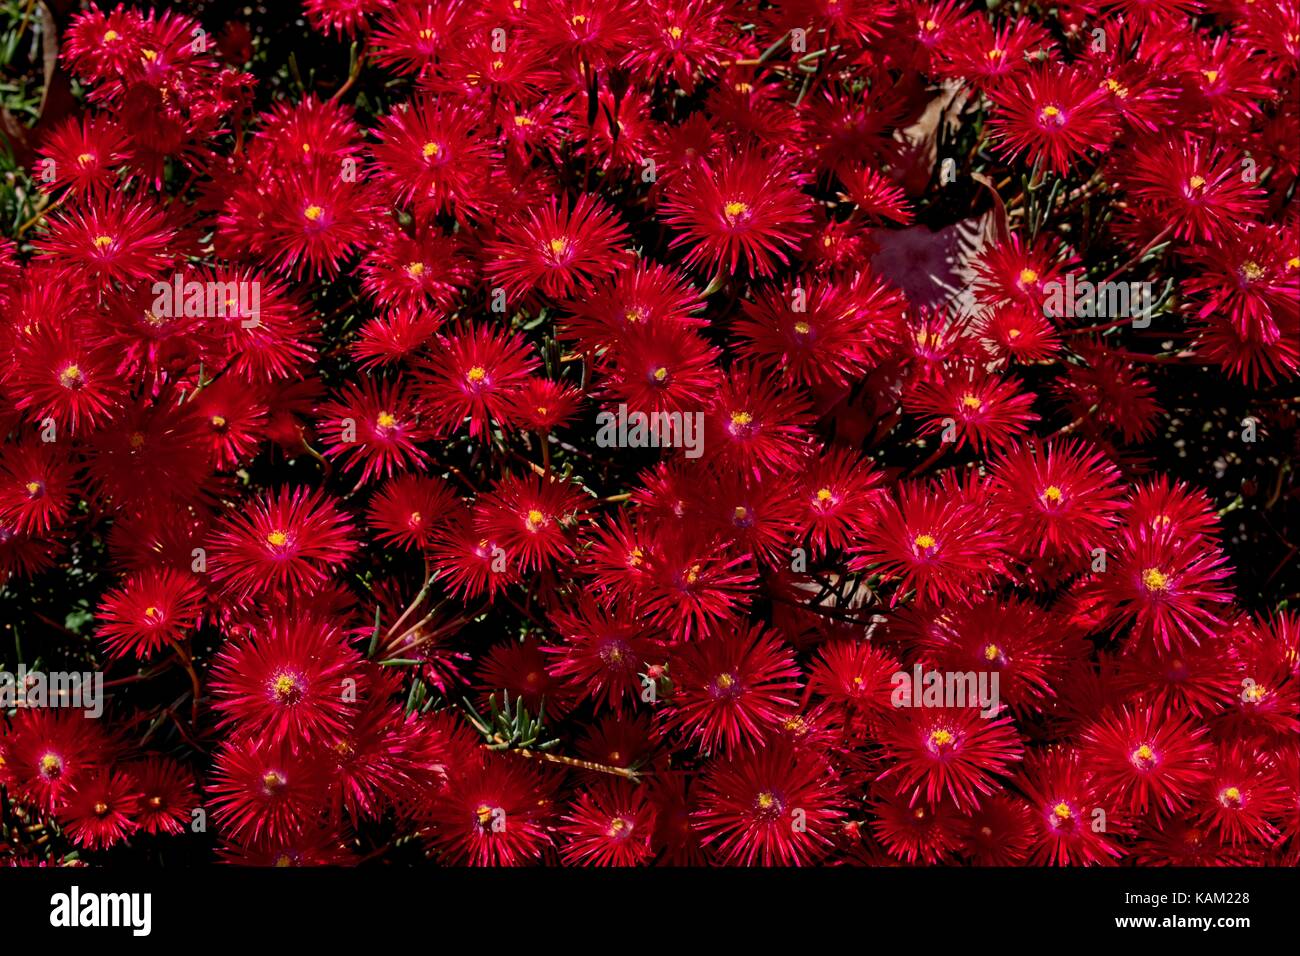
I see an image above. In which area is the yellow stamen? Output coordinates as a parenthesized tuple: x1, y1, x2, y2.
(266, 530, 289, 548)
(984, 644, 1000, 661)
(376, 411, 397, 429)
(92, 235, 114, 249)
(406, 261, 425, 277)
(1142, 567, 1169, 591)
(961, 394, 983, 410)
(1042, 485, 1063, 502)
(466, 365, 487, 383)
(1019, 267, 1039, 285)
(304, 204, 324, 221)
(914, 533, 937, 550)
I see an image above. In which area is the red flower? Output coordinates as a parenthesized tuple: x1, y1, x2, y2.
(989, 439, 1126, 559)
(36, 193, 179, 283)
(988, 64, 1115, 173)
(210, 615, 363, 747)
(130, 757, 198, 836)
(209, 486, 357, 599)
(484, 193, 630, 300)
(418, 324, 539, 438)
(850, 481, 1008, 606)
(96, 566, 206, 660)
(1018, 751, 1125, 865)
(426, 753, 556, 866)
(208, 737, 331, 845)
(661, 150, 813, 277)
(544, 597, 660, 711)
(559, 780, 657, 866)
(59, 770, 142, 850)
(475, 472, 586, 572)
(878, 707, 1024, 811)
(318, 377, 434, 483)
(662, 623, 801, 754)
(367, 475, 461, 552)
(1080, 705, 1213, 815)
(1, 710, 110, 814)
(1084, 525, 1233, 653)
(694, 743, 846, 866)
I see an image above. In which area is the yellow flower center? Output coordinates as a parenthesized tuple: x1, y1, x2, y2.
(525, 509, 546, 531)
(1188, 175, 1206, 190)
(376, 411, 397, 429)
(210, 415, 227, 429)
(266, 530, 289, 548)
(60, 365, 83, 387)
(793, 321, 812, 335)
(723, 200, 748, 220)
(816, 487, 833, 503)
(914, 533, 937, 550)
(422, 142, 441, 159)
(1019, 267, 1039, 284)
(25, 481, 41, 495)
(730, 410, 753, 426)
(668, 26, 683, 39)
(1142, 567, 1169, 591)
(984, 643, 1001, 661)
(961, 394, 983, 410)
(1241, 261, 1264, 282)
(1053, 802, 1073, 820)
(653, 366, 668, 381)
(406, 261, 425, 277)
(756, 791, 776, 809)
(304, 204, 324, 221)
(466, 365, 487, 383)
(77, 152, 95, 166)
(1042, 485, 1063, 502)
(103, 30, 119, 42)
(92, 235, 114, 249)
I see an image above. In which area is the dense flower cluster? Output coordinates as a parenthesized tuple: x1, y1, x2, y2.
(1, 1, 1297, 868)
